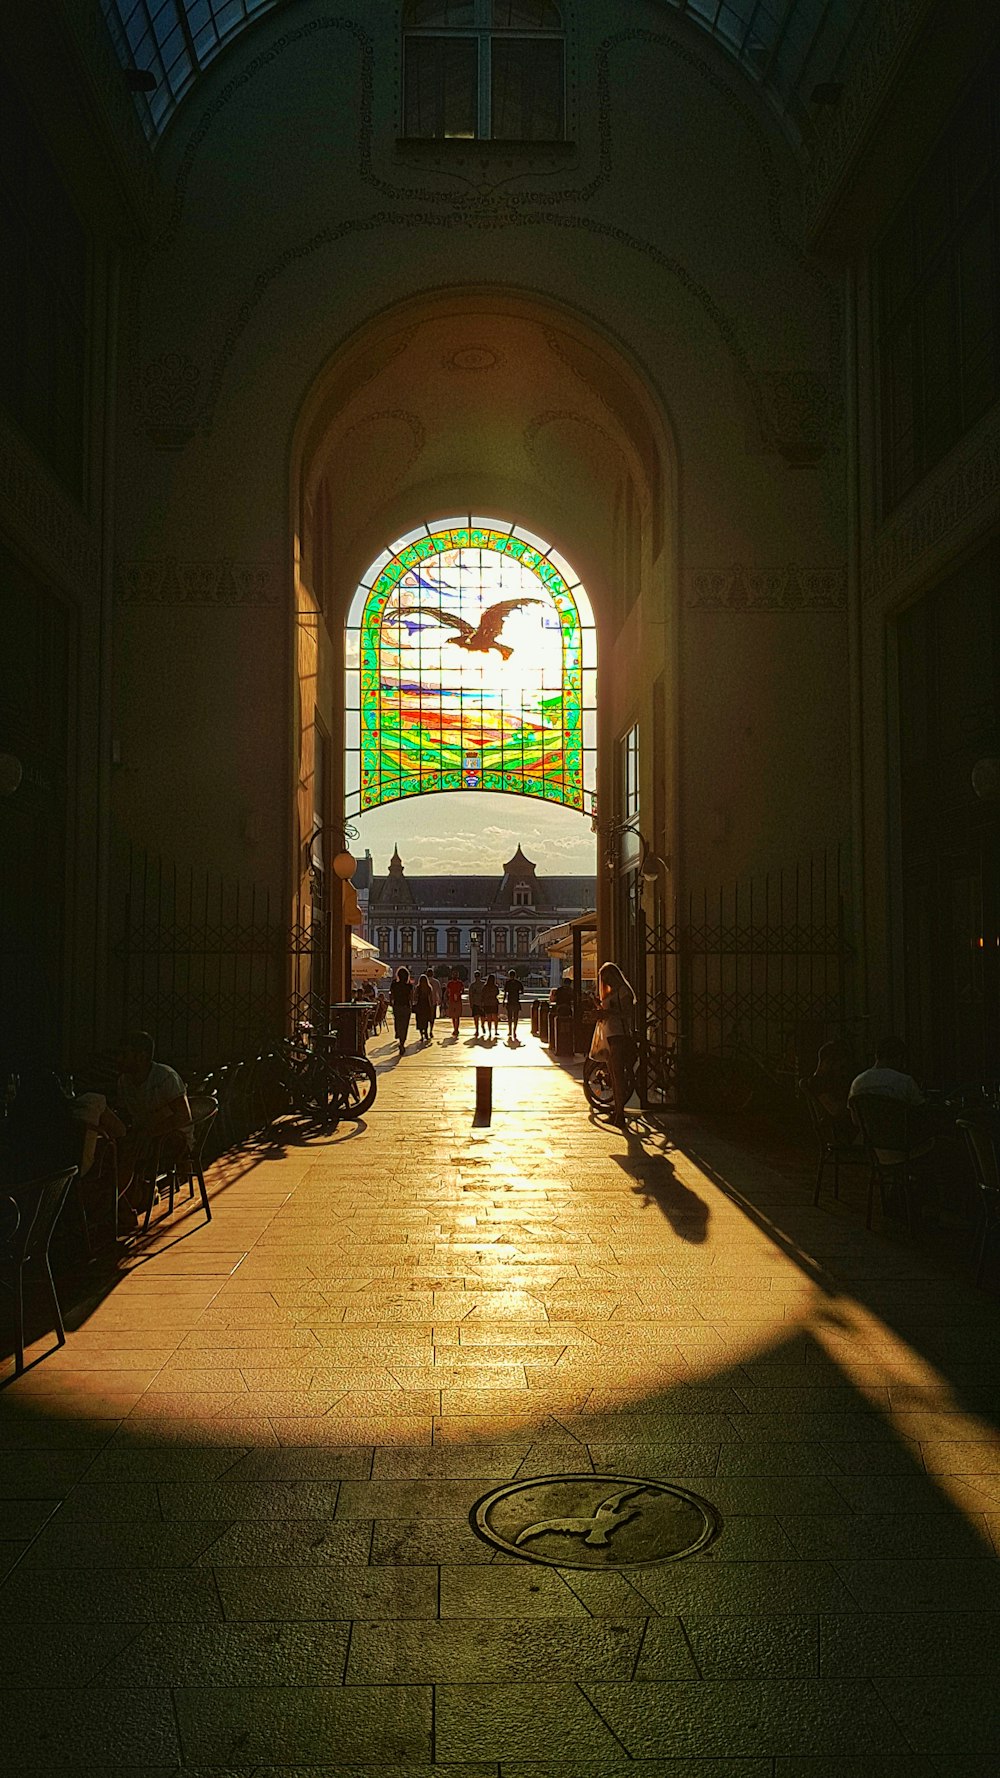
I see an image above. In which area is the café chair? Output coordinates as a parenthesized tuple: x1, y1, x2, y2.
(955, 1113, 1000, 1287)
(851, 1094, 933, 1235)
(140, 1095, 218, 1234)
(0, 1168, 77, 1375)
(800, 1082, 867, 1207)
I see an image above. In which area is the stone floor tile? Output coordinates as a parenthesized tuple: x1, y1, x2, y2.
(501, 1763, 772, 1777)
(0, 1685, 178, 1768)
(174, 1682, 432, 1765)
(782, 1514, 988, 1561)
(213, 1561, 437, 1620)
(673, 1612, 819, 1679)
(197, 1517, 373, 1565)
(105, 1619, 351, 1685)
(441, 1563, 591, 1617)
(158, 1477, 343, 1517)
(348, 1617, 644, 1682)
(873, 1676, 1000, 1754)
(21, 1518, 226, 1568)
(819, 1611, 1000, 1678)
(773, 1758, 937, 1775)
(628, 1559, 857, 1616)
(0, 1621, 136, 1684)
(370, 1517, 495, 1564)
(583, 1679, 910, 1757)
(435, 1682, 624, 1762)
(556, 1568, 653, 1616)
(834, 1558, 1000, 1612)
(0, 1565, 224, 1622)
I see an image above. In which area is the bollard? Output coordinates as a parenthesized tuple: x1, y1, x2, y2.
(474, 1065, 493, 1126)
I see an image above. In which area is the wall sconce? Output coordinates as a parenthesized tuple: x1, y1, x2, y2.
(307, 820, 359, 878)
(0, 753, 23, 796)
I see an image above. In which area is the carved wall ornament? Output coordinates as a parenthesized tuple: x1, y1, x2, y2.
(137, 353, 203, 447)
(685, 567, 847, 612)
(0, 416, 99, 589)
(443, 346, 504, 372)
(325, 408, 427, 487)
(523, 409, 629, 488)
(115, 557, 281, 606)
(862, 413, 1000, 604)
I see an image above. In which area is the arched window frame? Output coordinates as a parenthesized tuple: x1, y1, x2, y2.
(402, 1, 566, 142)
(344, 517, 597, 822)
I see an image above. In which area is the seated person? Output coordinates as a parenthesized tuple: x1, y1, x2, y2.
(809, 1038, 855, 1141)
(116, 1032, 193, 1210)
(849, 1036, 933, 1162)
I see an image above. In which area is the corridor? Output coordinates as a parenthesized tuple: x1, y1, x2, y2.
(2, 1032, 1000, 1771)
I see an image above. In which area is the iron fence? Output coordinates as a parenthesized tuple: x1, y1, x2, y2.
(636, 849, 853, 1106)
(112, 841, 323, 1075)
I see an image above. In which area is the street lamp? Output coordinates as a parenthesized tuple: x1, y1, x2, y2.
(469, 928, 482, 978)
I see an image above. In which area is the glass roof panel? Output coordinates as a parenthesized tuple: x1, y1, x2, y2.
(102, 0, 873, 141)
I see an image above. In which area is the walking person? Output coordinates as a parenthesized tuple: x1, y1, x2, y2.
(429, 973, 442, 1034)
(469, 971, 485, 1039)
(482, 973, 500, 1041)
(595, 962, 636, 1128)
(390, 966, 413, 1056)
(415, 972, 434, 1042)
(503, 970, 522, 1042)
(446, 970, 464, 1037)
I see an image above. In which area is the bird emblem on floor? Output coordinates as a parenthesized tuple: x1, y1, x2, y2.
(410, 598, 542, 660)
(513, 1485, 645, 1548)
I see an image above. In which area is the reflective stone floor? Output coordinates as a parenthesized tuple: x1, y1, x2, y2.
(2, 1028, 1000, 1774)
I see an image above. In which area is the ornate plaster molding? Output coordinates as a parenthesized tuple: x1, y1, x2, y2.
(0, 417, 99, 588)
(135, 352, 204, 446)
(328, 407, 426, 480)
(523, 408, 629, 486)
(862, 412, 1000, 603)
(115, 557, 281, 606)
(685, 567, 847, 611)
(804, 0, 934, 235)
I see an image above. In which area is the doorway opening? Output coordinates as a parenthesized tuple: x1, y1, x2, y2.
(344, 516, 597, 995)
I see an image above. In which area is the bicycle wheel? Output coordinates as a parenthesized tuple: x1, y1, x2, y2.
(328, 1055, 377, 1117)
(583, 1056, 616, 1113)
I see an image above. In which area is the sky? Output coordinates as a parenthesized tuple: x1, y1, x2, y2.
(354, 790, 597, 878)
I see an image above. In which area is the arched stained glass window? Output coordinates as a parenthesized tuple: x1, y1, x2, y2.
(345, 519, 597, 820)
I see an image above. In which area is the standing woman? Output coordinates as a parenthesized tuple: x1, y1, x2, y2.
(414, 973, 434, 1042)
(596, 962, 636, 1127)
(446, 970, 464, 1037)
(391, 966, 413, 1056)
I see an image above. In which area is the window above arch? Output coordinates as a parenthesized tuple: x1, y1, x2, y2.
(403, 0, 565, 142)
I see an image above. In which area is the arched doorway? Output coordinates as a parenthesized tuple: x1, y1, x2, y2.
(290, 288, 676, 1012)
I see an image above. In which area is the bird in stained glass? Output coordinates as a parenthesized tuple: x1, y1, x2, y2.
(409, 598, 543, 661)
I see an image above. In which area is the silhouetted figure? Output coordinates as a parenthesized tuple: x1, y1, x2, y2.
(469, 972, 485, 1038)
(595, 961, 636, 1128)
(504, 970, 522, 1040)
(446, 971, 464, 1036)
(482, 973, 500, 1039)
(415, 973, 434, 1042)
(390, 967, 413, 1055)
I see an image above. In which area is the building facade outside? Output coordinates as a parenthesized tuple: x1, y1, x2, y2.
(363, 846, 594, 988)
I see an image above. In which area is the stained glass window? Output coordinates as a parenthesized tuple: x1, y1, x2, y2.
(345, 519, 597, 820)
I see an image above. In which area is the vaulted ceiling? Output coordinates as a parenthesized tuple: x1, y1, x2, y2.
(101, 0, 872, 142)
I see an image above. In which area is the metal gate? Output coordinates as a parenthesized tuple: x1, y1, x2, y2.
(112, 841, 323, 1075)
(635, 849, 853, 1106)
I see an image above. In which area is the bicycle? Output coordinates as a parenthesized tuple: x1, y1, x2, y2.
(583, 1050, 636, 1117)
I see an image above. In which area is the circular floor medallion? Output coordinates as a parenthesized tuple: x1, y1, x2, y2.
(471, 1473, 720, 1569)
